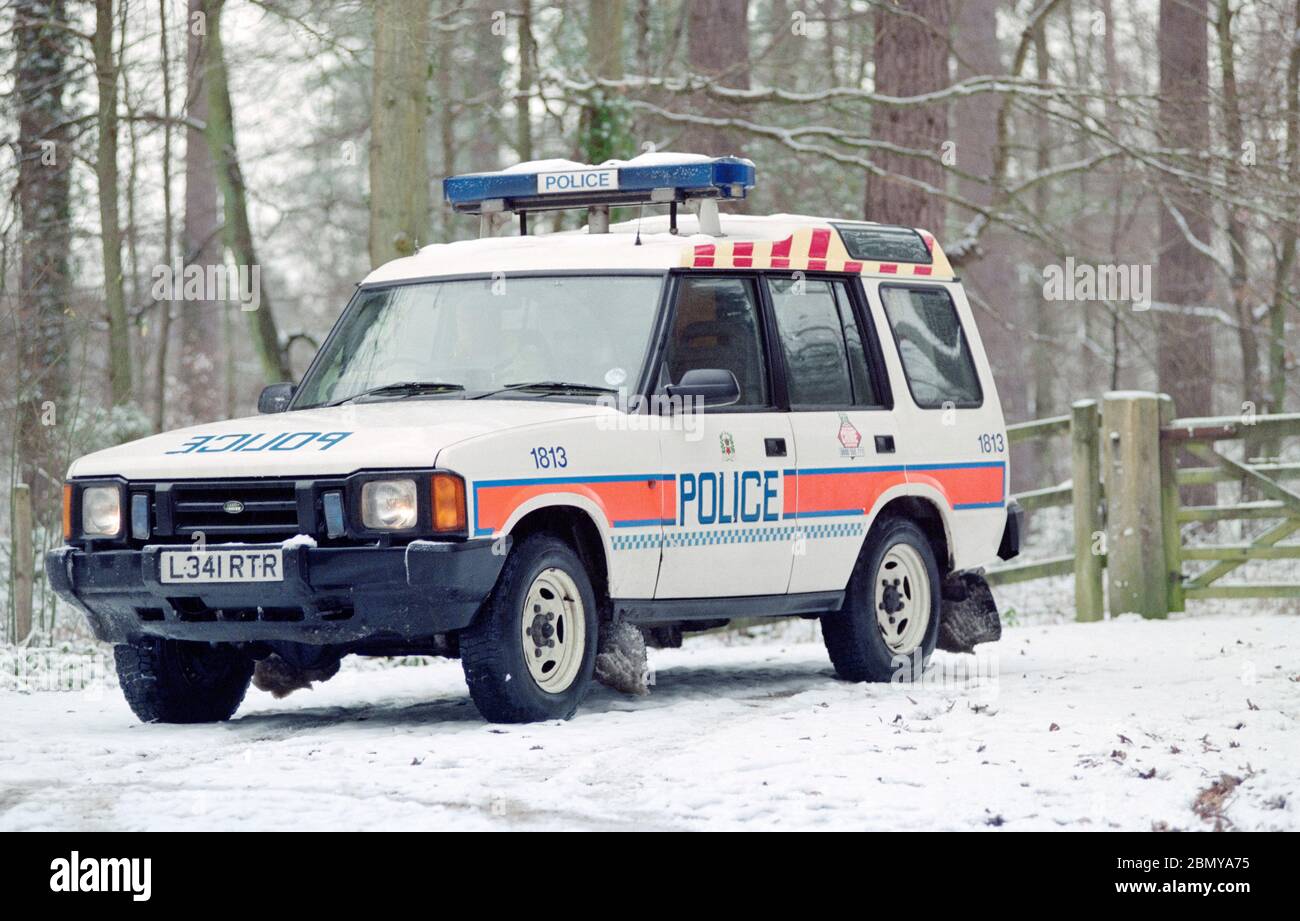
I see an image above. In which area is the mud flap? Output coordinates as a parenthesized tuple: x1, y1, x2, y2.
(594, 620, 651, 696)
(937, 570, 1001, 654)
(252, 652, 342, 699)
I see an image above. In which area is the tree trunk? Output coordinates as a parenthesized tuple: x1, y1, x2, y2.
(1101, 0, 1125, 391)
(589, 0, 624, 81)
(436, 0, 456, 239)
(94, 0, 133, 406)
(682, 0, 751, 158)
(1156, 0, 1214, 419)
(203, 0, 289, 384)
(152, 0, 176, 432)
(581, 0, 627, 163)
(865, 0, 950, 232)
(369, 0, 431, 267)
(1269, 0, 1300, 417)
(467, 0, 505, 170)
(119, 0, 143, 326)
(179, 0, 225, 424)
(1030, 13, 1055, 479)
(951, 0, 1033, 484)
(516, 0, 534, 161)
(14, 0, 73, 508)
(1216, 0, 1261, 427)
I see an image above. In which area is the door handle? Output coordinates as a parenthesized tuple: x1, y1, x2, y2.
(875, 435, 896, 453)
(765, 437, 787, 457)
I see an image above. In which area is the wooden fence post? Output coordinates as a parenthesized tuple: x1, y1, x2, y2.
(1071, 399, 1104, 621)
(1157, 394, 1185, 612)
(1102, 392, 1168, 618)
(13, 483, 34, 643)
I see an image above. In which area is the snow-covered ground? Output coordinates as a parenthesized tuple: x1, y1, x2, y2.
(0, 610, 1295, 831)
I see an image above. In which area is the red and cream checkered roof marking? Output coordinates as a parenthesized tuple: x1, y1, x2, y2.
(680, 226, 953, 280)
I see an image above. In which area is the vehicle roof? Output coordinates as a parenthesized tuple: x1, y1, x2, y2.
(363, 213, 955, 286)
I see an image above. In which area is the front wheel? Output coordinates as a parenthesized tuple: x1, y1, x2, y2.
(459, 534, 598, 722)
(114, 638, 254, 723)
(821, 517, 941, 682)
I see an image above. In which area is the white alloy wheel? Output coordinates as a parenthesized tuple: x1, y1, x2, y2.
(520, 567, 587, 693)
(874, 543, 933, 654)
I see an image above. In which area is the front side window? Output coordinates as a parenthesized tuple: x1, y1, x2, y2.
(662, 276, 769, 408)
(294, 275, 663, 407)
(880, 285, 982, 408)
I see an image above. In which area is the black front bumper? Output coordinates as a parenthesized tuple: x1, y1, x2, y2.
(45, 539, 507, 646)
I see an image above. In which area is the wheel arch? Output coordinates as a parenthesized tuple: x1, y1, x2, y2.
(865, 495, 953, 574)
(505, 503, 610, 604)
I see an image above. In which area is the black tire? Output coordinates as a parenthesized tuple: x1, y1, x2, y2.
(821, 517, 941, 682)
(459, 533, 599, 723)
(114, 638, 254, 723)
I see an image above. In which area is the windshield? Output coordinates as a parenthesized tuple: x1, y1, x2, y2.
(293, 275, 664, 408)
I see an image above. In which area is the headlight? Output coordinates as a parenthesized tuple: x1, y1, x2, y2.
(361, 478, 419, 530)
(81, 485, 123, 537)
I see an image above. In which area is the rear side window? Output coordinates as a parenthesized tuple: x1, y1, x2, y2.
(880, 285, 982, 408)
(769, 278, 852, 405)
(768, 277, 882, 407)
(833, 224, 932, 264)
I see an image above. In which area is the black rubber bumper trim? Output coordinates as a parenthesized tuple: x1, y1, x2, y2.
(44, 538, 508, 646)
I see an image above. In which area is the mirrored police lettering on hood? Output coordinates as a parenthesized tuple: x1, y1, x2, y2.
(165, 431, 353, 454)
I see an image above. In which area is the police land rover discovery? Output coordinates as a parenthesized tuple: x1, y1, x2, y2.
(47, 154, 1020, 724)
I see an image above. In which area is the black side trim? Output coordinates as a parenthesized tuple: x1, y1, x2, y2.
(997, 500, 1024, 561)
(613, 590, 844, 625)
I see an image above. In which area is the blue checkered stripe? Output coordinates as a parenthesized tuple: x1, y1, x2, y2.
(610, 520, 863, 551)
(609, 531, 664, 551)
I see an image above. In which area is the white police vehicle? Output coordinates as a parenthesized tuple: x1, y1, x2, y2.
(48, 153, 1019, 724)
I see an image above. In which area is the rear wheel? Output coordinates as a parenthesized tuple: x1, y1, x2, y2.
(459, 533, 598, 722)
(114, 638, 254, 723)
(821, 517, 941, 682)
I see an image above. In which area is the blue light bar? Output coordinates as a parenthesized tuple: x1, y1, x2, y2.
(443, 155, 756, 215)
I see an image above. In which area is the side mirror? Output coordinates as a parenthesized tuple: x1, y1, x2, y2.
(258, 382, 296, 414)
(665, 368, 740, 407)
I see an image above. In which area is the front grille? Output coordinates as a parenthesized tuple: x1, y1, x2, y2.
(109, 476, 355, 547)
(169, 481, 300, 540)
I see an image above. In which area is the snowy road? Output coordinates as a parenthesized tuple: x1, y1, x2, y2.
(1, 612, 1296, 831)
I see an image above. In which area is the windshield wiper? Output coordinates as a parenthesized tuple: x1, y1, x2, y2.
(323, 381, 465, 407)
(472, 380, 618, 400)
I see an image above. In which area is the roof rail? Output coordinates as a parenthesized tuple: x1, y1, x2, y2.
(442, 153, 755, 237)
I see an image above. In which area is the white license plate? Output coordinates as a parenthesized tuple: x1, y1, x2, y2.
(160, 549, 285, 584)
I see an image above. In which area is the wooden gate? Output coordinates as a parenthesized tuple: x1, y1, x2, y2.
(1162, 411, 1300, 605)
(986, 393, 1300, 620)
